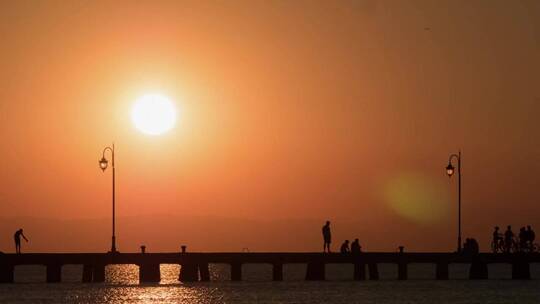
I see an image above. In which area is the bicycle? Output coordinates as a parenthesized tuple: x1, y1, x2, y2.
(491, 238, 505, 253)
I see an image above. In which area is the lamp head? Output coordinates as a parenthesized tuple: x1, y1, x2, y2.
(99, 157, 109, 171)
(446, 163, 455, 177)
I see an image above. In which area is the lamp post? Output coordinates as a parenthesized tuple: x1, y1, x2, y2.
(446, 150, 461, 253)
(99, 144, 117, 253)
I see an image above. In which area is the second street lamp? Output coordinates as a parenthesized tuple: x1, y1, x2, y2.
(100, 143, 117, 253)
(446, 150, 462, 253)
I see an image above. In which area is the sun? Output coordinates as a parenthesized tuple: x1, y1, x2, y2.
(131, 94, 176, 135)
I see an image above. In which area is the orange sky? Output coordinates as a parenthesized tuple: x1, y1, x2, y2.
(0, 0, 539, 252)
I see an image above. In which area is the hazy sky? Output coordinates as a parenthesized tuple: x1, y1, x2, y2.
(0, 0, 539, 252)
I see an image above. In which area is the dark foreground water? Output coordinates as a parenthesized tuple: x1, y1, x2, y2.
(1, 264, 540, 303)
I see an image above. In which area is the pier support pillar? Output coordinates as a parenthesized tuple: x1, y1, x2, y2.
(179, 263, 199, 282)
(139, 263, 161, 283)
(272, 263, 283, 281)
(46, 264, 62, 283)
(305, 262, 325, 281)
(368, 263, 379, 280)
(231, 263, 242, 281)
(436, 263, 449, 280)
(512, 261, 530, 280)
(82, 264, 93, 283)
(353, 263, 366, 281)
(92, 264, 106, 282)
(199, 263, 210, 282)
(398, 262, 408, 280)
(469, 259, 488, 280)
(0, 264, 14, 283)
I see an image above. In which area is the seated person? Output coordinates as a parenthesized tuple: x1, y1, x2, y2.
(340, 240, 350, 254)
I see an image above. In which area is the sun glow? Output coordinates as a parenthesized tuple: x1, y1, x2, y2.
(131, 94, 176, 135)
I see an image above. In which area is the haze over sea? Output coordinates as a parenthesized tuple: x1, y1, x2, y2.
(2, 264, 539, 303)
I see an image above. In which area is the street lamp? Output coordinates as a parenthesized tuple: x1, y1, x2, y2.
(99, 144, 117, 253)
(446, 150, 461, 253)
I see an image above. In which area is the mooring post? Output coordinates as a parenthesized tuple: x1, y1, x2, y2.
(46, 264, 62, 283)
(199, 262, 210, 282)
(231, 263, 242, 281)
(139, 263, 161, 283)
(272, 263, 283, 281)
(368, 263, 379, 280)
(0, 263, 14, 283)
(305, 262, 325, 281)
(436, 262, 449, 280)
(92, 264, 106, 282)
(353, 263, 366, 281)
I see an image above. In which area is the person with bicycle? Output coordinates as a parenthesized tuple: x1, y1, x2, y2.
(519, 227, 528, 252)
(492, 226, 503, 253)
(504, 225, 514, 253)
(527, 226, 536, 251)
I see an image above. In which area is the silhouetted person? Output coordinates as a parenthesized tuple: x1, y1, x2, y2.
(519, 227, 527, 251)
(340, 240, 350, 254)
(322, 221, 332, 253)
(504, 225, 514, 253)
(527, 225, 535, 250)
(351, 238, 361, 254)
(14, 229, 28, 254)
(463, 238, 471, 254)
(470, 238, 479, 254)
(492, 226, 502, 252)
(463, 238, 479, 255)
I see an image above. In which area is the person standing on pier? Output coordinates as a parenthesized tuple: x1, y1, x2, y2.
(322, 221, 332, 253)
(14, 229, 28, 254)
(504, 225, 514, 253)
(351, 238, 361, 254)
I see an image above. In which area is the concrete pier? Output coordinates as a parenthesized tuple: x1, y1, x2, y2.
(436, 262, 449, 280)
(469, 258, 488, 279)
(368, 263, 379, 280)
(179, 263, 198, 282)
(0, 263, 14, 283)
(92, 264, 106, 282)
(46, 264, 62, 283)
(353, 263, 366, 280)
(397, 262, 407, 280)
(272, 263, 283, 281)
(82, 264, 93, 282)
(231, 263, 242, 281)
(139, 263, 160, 282)
(512, 260, 530, 280)
(305, 262, 325, 280)
(199, 262, 210, 281)
(1, 252, 539, 283)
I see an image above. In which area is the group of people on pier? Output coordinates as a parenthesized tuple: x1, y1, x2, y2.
(322, 221, 362, 254)
(492, 225, 536, 253)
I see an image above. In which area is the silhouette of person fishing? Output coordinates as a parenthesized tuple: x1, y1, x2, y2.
(14, 229, 28, 254)
(322, 221, 332, 253)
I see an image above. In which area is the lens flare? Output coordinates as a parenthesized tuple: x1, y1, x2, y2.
(381, 172, 450, 224)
